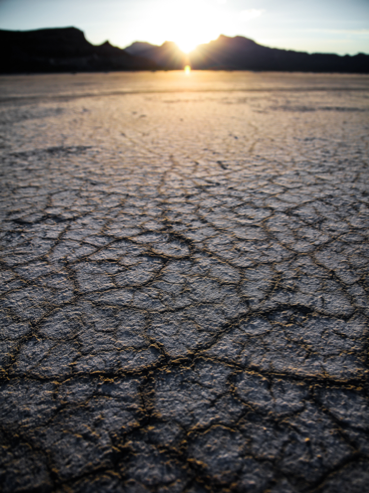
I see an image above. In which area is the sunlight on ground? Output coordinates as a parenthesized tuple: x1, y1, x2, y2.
(184, 65, 191, 75)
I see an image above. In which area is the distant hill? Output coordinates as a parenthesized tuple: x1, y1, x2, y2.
(189, 35, 369, 73)
(125, 41, 187, 70)
(125, 41, 158, 56)
(1, 27, 368, 74)
(0, 27, 157, 73)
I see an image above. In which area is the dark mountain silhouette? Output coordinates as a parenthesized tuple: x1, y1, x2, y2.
(0, 27, 157, 73)
(125, 41, 158, 56)
(1, 27, 368, 74)
(189, 35, 369, 73)
(126, 41, 187, 70)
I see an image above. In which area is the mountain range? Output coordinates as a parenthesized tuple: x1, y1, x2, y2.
(1, 27, 368, 74)
(0, 27, 156, 73)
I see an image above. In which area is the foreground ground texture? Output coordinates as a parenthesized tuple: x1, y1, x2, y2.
(0, 71, 369, 493)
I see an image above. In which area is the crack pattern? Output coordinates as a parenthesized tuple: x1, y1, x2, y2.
(0, 72, 369, 493)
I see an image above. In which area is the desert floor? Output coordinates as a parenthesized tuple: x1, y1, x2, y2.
(0, 71, 369, 492)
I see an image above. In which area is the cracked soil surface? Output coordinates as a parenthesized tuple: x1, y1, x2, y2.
(0, 71, 369, 492)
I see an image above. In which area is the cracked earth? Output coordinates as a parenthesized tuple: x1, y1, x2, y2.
(0, 71, 369, 493)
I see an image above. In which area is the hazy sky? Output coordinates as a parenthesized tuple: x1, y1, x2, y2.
(0, 0, 368, 54)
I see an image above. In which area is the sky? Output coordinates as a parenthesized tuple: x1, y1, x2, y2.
(0, 0, 368, 55)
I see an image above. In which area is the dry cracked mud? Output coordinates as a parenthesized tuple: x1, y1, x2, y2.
(0, 71, 369, 493)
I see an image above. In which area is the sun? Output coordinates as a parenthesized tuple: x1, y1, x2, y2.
(153, 0, 224, 54)
(176, 37, 201, 54)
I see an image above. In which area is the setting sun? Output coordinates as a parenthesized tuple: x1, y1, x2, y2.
(151, 0, 226, 54)
(176, 36, 203, 54)
(184, 65, 191, 74)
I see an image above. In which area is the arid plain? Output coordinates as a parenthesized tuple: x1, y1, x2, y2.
(0, 71, 369, 492)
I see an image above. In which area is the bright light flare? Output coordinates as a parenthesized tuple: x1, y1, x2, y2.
(184, 65, 191, 75)
(152, 0, 226, 54)
(177, 39, 199, 54)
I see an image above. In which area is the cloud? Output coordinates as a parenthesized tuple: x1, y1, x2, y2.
(240, 9, 265, 22)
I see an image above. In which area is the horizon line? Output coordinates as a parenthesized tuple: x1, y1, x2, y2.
(1, 26, 368, 57)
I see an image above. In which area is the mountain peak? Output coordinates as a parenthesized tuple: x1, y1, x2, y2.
(124, 41, 159, 55)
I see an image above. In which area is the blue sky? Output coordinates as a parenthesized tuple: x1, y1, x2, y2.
(0, 0, 368, 54)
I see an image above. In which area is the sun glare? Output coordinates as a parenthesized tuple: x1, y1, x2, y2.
(184, 65, 191, 74)
(176, 38, 201, 54)
(152, 0, 225, 54)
